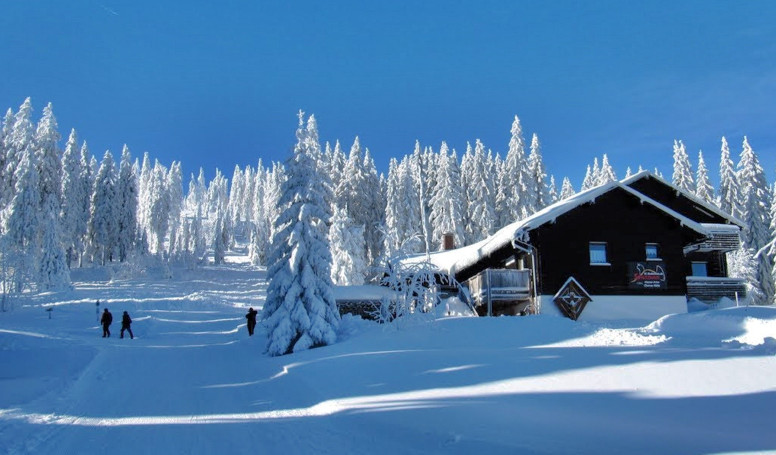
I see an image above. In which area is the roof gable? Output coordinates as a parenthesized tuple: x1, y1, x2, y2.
(620, 171, 745, 228)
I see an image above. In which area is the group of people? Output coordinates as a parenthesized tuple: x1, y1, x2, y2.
(100, 306, 258, 339)
(100, 309, 134, 339)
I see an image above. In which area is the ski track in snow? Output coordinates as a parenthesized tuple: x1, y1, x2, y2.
(1, 252, 776, 454)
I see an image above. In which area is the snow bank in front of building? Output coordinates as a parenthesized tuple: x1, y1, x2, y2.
(538, 294, 688, 323)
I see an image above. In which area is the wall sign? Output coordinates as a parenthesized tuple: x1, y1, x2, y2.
(627, 262, 667, 289)
(553, 277, 592, 321)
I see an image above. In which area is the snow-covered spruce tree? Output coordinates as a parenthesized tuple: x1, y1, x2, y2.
(34, 102, 62, 210)
(3, 98, 34, 205)
(581, 165, 595, 191)
(212, 208, 227, 265)
(672, 140, 694, 194)
(728, 247, 764, 305)
(166, 161, 183, 255)
(499, 115, 528, 224)
(38, 209, 70, 291)
(262, 111, 339, 356)
(0, 108, 13, 204)
(334, 137, 371, 264)
(148, 161, 170, 255)
(598, 154, 617, 184)
(590, 157, 601, 186)
(78, 141, 94, 266)
(382, 158, 403, 257)
(362, 147, 384, 265)
(737, 137, 774, 304)
(560, 176, 575, 200)
(137, 152, 153, 242)
(329, 205, 367, 285)
(429, 142, 465, 249)
(2, 148, 41, 292)
(264, 162, 285, 243)
(525, 133, 550, 214)
(695, 150, 714, 205)
(116, 145, 138, 261)
(228, 165, 244, 233)
(718, 136, 740, 219)
(548, 175, 559, 204)
(60, 129, 86, 267)
(88, 151, 119, 265)
(465, 139, 496, 242)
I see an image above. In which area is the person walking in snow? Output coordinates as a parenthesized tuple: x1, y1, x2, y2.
(245, 307, 258, 336)
(101, 308, 113, 338)
(120, 311, 134, 339)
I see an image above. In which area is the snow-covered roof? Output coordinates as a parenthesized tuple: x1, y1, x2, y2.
(620, 170, 746, 228)
(413, 175, 719, 276)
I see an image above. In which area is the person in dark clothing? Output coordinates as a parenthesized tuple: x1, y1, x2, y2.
(101, 308, 113, 338)
(245, 307, 258, 336)
(120, 311, 134, 339)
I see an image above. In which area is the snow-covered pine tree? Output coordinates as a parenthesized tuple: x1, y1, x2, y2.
(329, 205, 367, 285)
(362, 147, 384, 265)
(166, 161, 183, 255)
(500, 115, 528, 223)
(466, 139, 496, 242)
(672, 140, 694, 193)
(34, 102, 62, 211)
(148, 161, 171, 255)
(590, 157, 601, 186)
(38, 209, 70, 291)
(548, 175, 559, 204)
(695, 150, 714, 205)
(525, 133, 550, 214)
(429, 142, 466, 249)
(598, 154, 617, 184)
(78, 141, 94, 266)
(560, 176, 575, 200)
(212, 208, 227, 265)
(116, 145, 138, 261)
(262, 111, 339, 356)
(137, 152, 153, 242)
(581, 165, 594, 191)
(0, 108, 13, 204)
(60, 129, 86, 267)
(4, 98, 34, 208)
(737, 136, 773, 304)
(228, 165, 245, 237)
(718, 136, 740, 220)
(2, 147, 41, 292)
(88, 151, 119, 265)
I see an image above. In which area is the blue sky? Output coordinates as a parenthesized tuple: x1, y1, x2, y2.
(1, 1, 774, 187)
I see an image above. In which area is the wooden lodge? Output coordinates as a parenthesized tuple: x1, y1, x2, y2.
(418, 171, 747, 320)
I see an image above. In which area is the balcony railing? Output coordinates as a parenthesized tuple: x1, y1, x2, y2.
(685, 224, 741, 253)
(467, 269, 532, 311)
(686, 276, 747, 303)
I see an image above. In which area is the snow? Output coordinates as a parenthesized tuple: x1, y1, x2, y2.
(1, 252, 776, 454)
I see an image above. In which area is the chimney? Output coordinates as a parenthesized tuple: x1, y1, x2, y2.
(442, 233, 455, 251)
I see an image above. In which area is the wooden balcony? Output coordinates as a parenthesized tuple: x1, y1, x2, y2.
(684, 224, 741, 254)
(686, 276, 747, 303)
(467, 269, 532, 316)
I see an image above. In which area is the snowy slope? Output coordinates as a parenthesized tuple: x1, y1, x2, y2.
(1, 254, 775, 454)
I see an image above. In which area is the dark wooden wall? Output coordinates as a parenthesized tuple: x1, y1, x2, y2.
(531, 188, 706, 296)
(626, 177, 730, 224)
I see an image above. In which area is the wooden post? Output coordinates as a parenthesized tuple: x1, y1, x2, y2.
(486, 269, 492, 317)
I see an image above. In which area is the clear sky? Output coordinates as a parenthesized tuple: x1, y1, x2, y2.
(1, 1, 774, 187)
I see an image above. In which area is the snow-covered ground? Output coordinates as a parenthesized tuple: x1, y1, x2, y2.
(1, 253, 775, 454)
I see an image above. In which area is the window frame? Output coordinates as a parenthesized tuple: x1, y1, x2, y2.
(589, 242, 610, 266)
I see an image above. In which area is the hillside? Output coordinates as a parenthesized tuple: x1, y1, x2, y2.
(1, 253, 775, 454)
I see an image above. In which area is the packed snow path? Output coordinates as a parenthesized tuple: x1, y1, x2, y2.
(1, 257, 776, 454)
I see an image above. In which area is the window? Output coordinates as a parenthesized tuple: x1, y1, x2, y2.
(645, 243, 660, 260)
(589, 242, 609, 265)
(691, 262, 708, 277)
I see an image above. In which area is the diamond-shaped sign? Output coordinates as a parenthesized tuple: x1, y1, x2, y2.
(553, 277, 592, 321)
